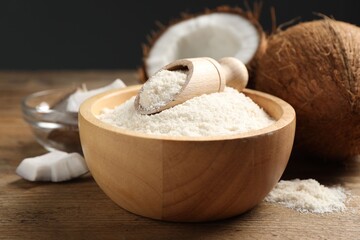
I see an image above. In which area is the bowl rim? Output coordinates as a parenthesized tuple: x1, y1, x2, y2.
(21, 87, 78, 125)
(79, 85, 296, 142)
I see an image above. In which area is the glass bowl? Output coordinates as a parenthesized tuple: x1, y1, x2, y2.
(21, 87, 82, 153)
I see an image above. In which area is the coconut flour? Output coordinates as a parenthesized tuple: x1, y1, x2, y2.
(265, 178, 348, 213)
(98, 87, 275, 136)
(139, 69, 187, 111)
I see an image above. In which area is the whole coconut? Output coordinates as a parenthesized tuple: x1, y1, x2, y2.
(254, 19, 360, 159)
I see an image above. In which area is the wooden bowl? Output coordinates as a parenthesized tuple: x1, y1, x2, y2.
(79, 85, 296, 222)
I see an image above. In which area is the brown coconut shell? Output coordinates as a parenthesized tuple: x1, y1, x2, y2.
(138, 4, 267, 87)
(254, 18, 360, 160)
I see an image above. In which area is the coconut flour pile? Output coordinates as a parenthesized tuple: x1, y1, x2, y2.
(265, 179, 348, 213)
(98, 87, 275, 136)
(139, 69, 187, 111)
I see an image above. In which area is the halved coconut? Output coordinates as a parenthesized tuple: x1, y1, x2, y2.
(139, 5, 266, 85)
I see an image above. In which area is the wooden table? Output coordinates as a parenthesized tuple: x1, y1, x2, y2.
(1, 70, 359, 239)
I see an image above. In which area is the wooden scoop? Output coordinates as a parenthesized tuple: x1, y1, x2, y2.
(134, 57, 248, 115)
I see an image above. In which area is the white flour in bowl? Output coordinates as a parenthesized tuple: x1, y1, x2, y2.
(97, 87, 275, 136)
(264, 178, 348, 213)
(138, 69, 188, 112)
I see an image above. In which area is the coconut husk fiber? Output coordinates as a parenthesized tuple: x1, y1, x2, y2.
(254, 18, 360, 160)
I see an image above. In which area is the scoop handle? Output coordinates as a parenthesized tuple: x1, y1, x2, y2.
(218, 57, 248, 91)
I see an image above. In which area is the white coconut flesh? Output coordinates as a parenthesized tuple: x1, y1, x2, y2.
(146, 13, 260, 77)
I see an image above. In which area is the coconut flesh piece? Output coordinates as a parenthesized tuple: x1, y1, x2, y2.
(66, 79, 126, 112)
(145, 12, 260, 78)
(16, 151, 88, 182)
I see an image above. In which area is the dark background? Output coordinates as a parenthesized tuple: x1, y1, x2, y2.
(0, 0, 359, 70)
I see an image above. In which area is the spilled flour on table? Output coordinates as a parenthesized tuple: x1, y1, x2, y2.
(264, 178, 348, 213)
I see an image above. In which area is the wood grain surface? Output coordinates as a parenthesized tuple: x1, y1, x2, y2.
(1, 70, 360, 239)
